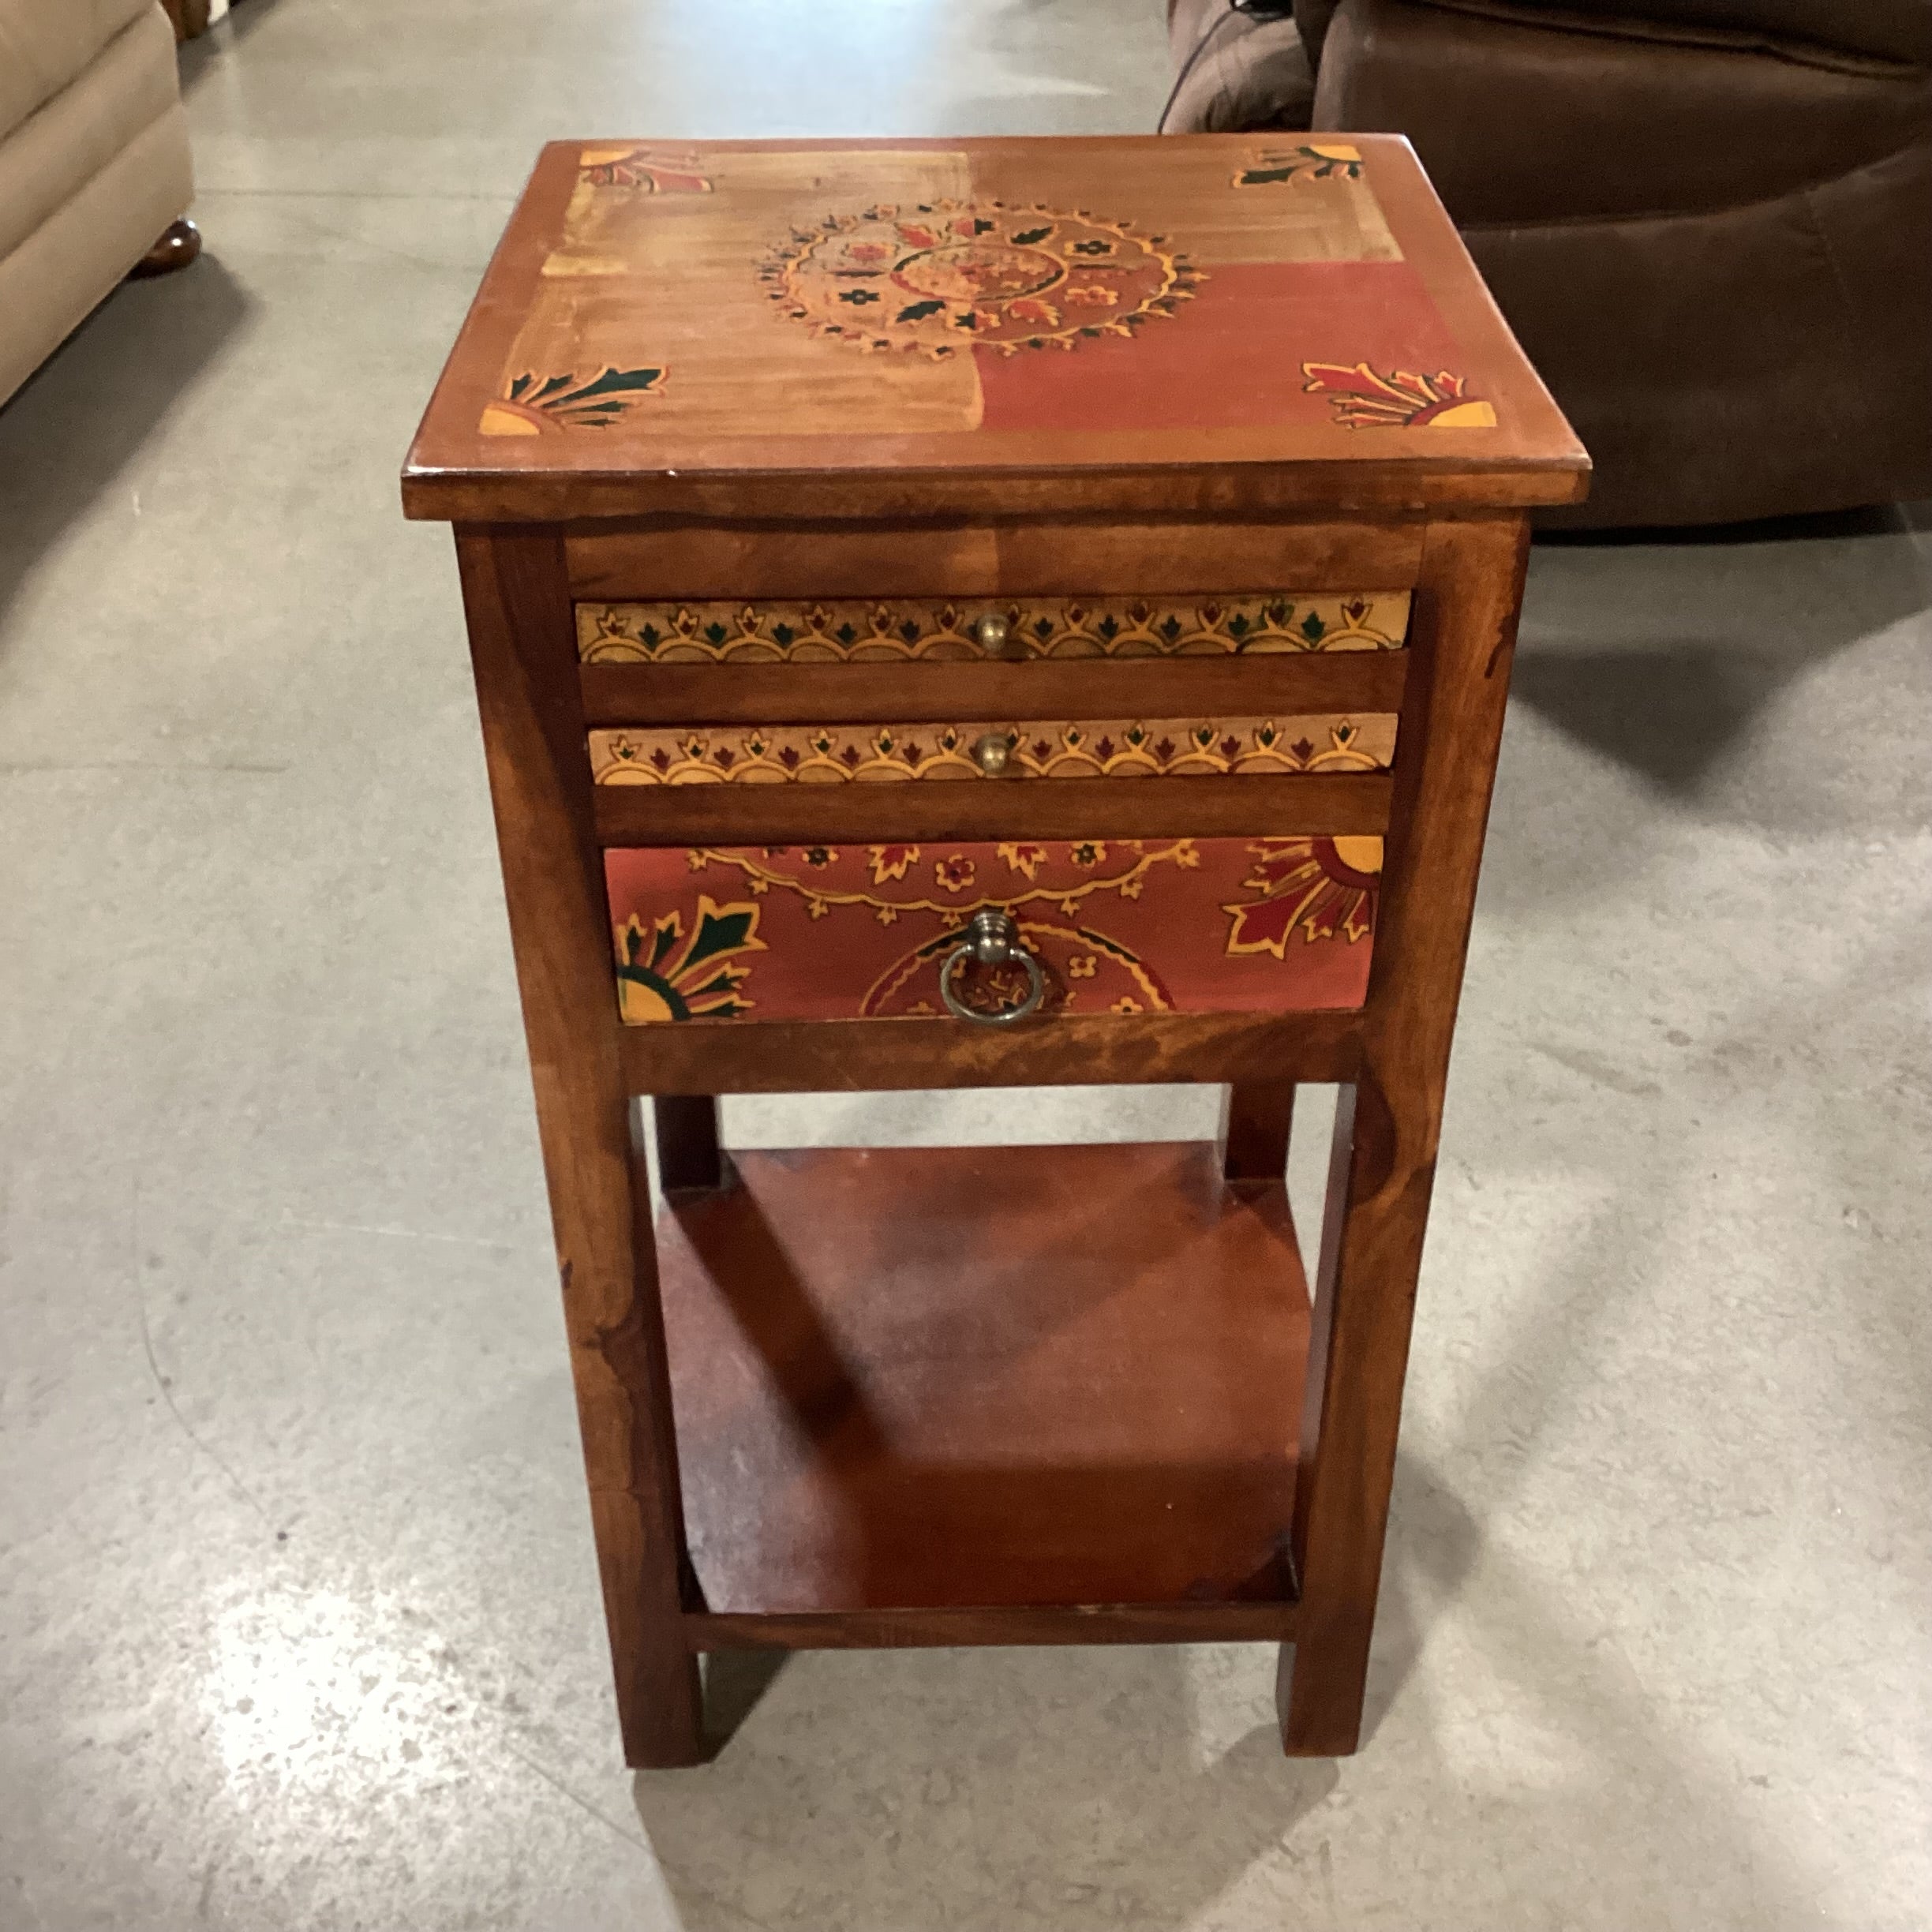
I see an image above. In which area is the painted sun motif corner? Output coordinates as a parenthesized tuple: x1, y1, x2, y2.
(613, 894, 765, 1023)
(759, 198, 1202, 360)
(479, 366, 666, 435)
(1302, 363, 1497, 429)
(577, 145, 712, 193)
(1234, 144, 1364, 188)
(1222, 837, 1382, 957)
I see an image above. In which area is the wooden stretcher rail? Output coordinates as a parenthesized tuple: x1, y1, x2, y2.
(683, 1601, 1301, 1650)
(561, 515, 1432, 598)
(579, 653, 1410, 728)
(593, 771, 1391, 846)
(620, 1009, 1364, 1093)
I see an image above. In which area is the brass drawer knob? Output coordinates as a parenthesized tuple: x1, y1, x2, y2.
(973, 731, 1013, 777)
(940, 909, 1046, 1024)
(974, 612, 1011, 655)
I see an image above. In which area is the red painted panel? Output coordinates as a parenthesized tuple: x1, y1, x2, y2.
(973, 261, 1472, 436)
(605, 837, 1378, 1024)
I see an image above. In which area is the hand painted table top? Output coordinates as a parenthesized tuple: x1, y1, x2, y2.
(402, 136, 1587, 522)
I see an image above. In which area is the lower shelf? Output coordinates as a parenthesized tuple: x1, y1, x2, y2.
(654, 1141, 1311, 1634)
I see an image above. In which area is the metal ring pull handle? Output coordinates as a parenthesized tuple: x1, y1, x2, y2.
(939, 909, 1046, 1024)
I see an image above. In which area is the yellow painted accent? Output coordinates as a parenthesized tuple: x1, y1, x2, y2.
(1330, 835, 1385, 876)
(478, 403, 541, 436)
(1308, 144, 1362, 162)
(1427, 400, 1499, 429)
(616, 977, 676, 1024)
(540, 251, 627, 278)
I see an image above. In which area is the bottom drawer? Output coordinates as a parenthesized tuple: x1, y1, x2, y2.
(606, 837, 1377, 1024)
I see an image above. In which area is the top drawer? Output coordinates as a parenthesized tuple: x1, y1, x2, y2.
(576, 592, 1410, 666)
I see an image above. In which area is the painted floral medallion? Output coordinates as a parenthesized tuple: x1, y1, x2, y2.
(762, 199, 1199, 359)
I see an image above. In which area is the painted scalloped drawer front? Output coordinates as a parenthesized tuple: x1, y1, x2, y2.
(589, 713, 1397, 784)
(577, 591, 1410, 664)
(606, 837, 1379, 1024)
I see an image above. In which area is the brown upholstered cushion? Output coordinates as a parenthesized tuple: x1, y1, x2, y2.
(1470, 139, 1932, 524)
(1294, 1, 1343, 64)
(1312, 0, 1932, 224)
(1450, 0, 1932, 66)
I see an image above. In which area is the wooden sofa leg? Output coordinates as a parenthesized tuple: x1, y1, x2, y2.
(163, 0, 213, 40)
(130, 219, 202, 279)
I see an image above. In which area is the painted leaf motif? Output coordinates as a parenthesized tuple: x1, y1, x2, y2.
(1225, 898, 1301, 957)
(1006, 298, 1059, 327)
(1009, 225, 1054, 245)
(1302, 361, 1391, 399)
(1245, 845, 1317, 891)
(895, 299, 945, 324)
(683, 903, 758, 969)
(568, 366, 664, 402)
(869, 844, 919, 882)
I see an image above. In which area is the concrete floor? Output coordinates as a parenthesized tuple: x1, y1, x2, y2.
(2, 2, 1929, 1927)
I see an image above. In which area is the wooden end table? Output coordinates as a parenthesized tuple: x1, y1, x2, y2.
(402, 134, 1587, 1767)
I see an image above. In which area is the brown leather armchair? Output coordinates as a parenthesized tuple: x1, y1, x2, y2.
(1165, 0, 1932, 525)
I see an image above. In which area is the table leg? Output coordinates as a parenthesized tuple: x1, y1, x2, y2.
(457, 528, 704, 1767)
(1280, 514, 1530, 1754)
(1221, 1080, 1295, 1183)
(653, 1095, 726, 1196)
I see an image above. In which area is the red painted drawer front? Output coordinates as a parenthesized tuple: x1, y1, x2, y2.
(605, 837, 1377, 1024)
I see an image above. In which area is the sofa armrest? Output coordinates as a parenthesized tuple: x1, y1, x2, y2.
(1312, 0, 1932, 224)
(1294, 2, 1343, 64)
(1165, 0, 1316, 132)
(1432, 0, 1932, 68)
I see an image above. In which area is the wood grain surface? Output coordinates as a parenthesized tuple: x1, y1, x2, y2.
(564, 516, 1428, 600)
(579, 652, 1410, 728)
(591, 770, 1390, 844)
(651, 1095, 724, 1196)
(1279, 511, 1532, 1754)
(454, 528, 705, 1766)
(656, 1143, 1310, 1616)
(684, 1600, 1300, 1649)
(404, 136, 1586, 523)
(1223, 1080, 1297, 1184)
(619, 1009, 1362, 1093)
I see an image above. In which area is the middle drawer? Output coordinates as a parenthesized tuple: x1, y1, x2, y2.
(588, 713, 1397, 786)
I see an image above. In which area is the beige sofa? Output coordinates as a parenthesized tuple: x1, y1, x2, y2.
(0, 0, 194, 406)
